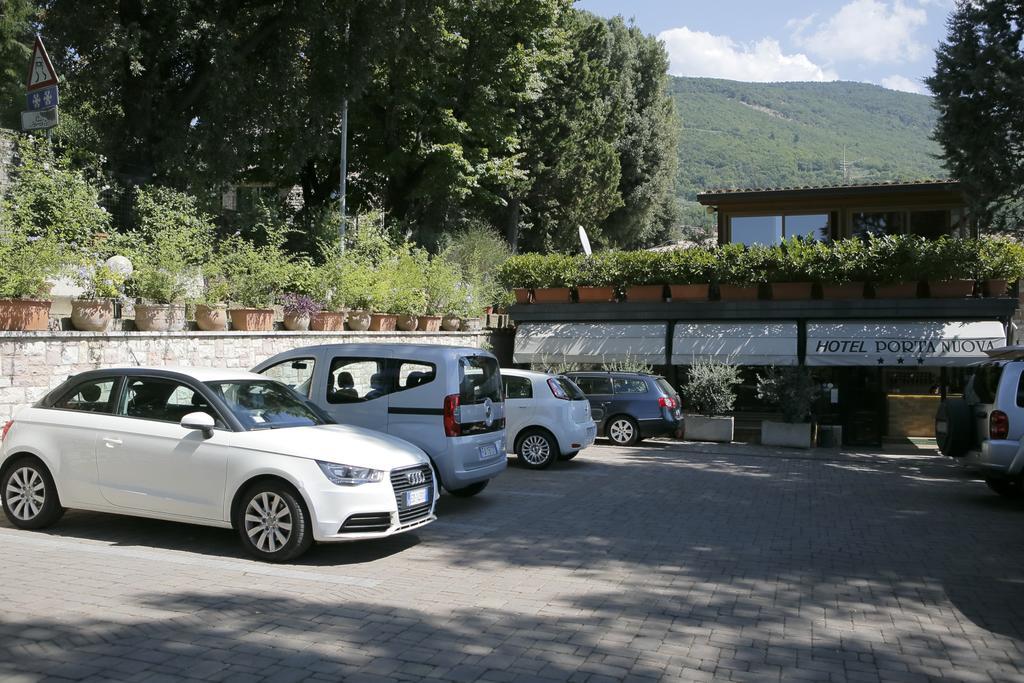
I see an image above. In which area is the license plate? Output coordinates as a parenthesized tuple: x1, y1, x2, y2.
(478, 443, 498, 460)
(405, 487, 429, 507)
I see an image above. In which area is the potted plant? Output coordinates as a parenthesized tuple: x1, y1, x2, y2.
(920, 237, 977, 298)
(756, 366, 820, 449)
(307, 256, 346, 331)
(194, 275, 231, 331)
(421, 257, 459, 332)
(978, 237, 1024, 297)
(716, 243, 763, 301)
(806, 238, 867, 299)
(768, 238, 814, 300)
(281, 293, 321, 331)
(0, 228, 60, 331)
(342, 259, 375, 331)
(458, 281, 485, 331)
(575, 252, 620, 303)
(70, 262, 124, 332)
(132, 263, 187, 332)
(680, 359, 740, 442)
(615, 251, 664, 302)
(388, 250, 428, 331)
(219, 236, 292, 331)
(866, 234, 922, 299)
(532, 254, 578, 304)
(496, 254, 542, 304)
(666, 248, 715, 301)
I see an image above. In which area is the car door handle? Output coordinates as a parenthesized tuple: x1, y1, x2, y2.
(102, 437, 123, 447)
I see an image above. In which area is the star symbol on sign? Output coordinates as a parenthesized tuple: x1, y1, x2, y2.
(31, 93, 40, 108)
(917, 357, 925, 365)
(897, 357, 905, 365)
(877, 357, 885, 365)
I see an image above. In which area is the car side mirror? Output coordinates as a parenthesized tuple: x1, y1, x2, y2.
(180, 411, 216, 438)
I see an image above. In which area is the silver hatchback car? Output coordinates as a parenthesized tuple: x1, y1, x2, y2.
(253, 344, 507, 497)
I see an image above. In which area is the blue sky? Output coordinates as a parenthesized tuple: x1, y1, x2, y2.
(576, 0, 956, 94)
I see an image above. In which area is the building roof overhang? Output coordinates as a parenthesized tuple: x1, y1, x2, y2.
(697, 179, 963, 207)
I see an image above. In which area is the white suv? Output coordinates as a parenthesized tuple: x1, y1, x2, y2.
(502, 369, 596, 469)
(936, 347, 1024, 497)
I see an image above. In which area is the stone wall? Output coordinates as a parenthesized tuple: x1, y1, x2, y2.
(0, 330, 494, 421)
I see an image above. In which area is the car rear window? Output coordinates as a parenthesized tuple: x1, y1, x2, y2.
(967, 364, 1003, 404)
(553, 376, 587, 400)
(655, 378, 678, 397)
(459, 355, 502, 404)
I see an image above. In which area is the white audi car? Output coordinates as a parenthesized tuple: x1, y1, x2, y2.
(0, 367, 437, 562)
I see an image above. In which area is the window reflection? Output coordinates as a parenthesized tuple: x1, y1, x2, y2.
(730, 216, 782, 246)
(851, 211, 903, 238)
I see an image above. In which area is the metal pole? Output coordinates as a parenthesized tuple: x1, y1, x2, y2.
(339, 97, 348, 253)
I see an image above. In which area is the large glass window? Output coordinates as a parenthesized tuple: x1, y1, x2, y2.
(909, 210, 949, 239)
(851, 211, 903, 238)
(730, 214, 829, 245)
(785, 214, 829, 240)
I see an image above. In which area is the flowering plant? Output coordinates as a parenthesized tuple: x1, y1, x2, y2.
(280, 292, 322, 317)
(0, 215, 62, 299)
(75, 263, 125, 300)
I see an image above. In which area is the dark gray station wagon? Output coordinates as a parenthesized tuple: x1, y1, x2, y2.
(564, 372, 682, 446)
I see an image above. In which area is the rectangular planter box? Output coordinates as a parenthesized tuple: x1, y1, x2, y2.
(576, 286, 617, 303)
(983, 279, 1008, 297)
(668, 284, 708, 301)
(532, 287, 573, 304)
(684, 414, 734, 443)
(761, 420, 814, 449)
(626, 285, 666, 302)
(770, 282, 813, 300)
(717, 285, 759, 301)
(821, 282, 865, 299)
(513, 288, 532, 305)
(873, 282, 919, 299)
(927, 280, 976, 298)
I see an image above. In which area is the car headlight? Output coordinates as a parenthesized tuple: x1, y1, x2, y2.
(317, 461, 386, 486)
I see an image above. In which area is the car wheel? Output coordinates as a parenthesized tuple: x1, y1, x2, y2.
(935, 398, 973, 457)
(985, 477, 1023, 498)
(236, 482, 313, 562)
(516, 429, 558, 469)
(559, 451, 579, 461)
(448, 481, 488, 497)
(1, 457, 65, 530)
(607, 416, 639, 446)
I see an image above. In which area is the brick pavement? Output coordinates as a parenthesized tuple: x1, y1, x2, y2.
(0, 442, 1022, 682)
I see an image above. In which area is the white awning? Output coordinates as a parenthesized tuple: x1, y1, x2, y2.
(670, 322, 798, 366)
(806, 320, 1006, 367)
(513, 322, 667, 365)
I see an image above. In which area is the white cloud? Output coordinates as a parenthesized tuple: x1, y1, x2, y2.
(881, 74, 928, 94)
(795, 0, 928, 64)
(658, 26, 838, 82)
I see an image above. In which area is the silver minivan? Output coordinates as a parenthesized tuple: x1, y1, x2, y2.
(253, 344, 507, 497)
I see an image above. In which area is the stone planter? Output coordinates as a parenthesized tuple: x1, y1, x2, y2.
(311, 311, 345, 331)
(0, 299, 51, 331)
(684, 414, 734, 443)
(532, 287, 573, 304)
(396, 314, 419, 331)
(70, 299, 114, 332)
(761, 420, 814, 449)
(346, 310, 371, 331)
(668, 284, 708, 301)
(983, 278, 1009, 298)
(873, 282, 919, 299)
(820, 282, 865, 300)
(460, 317, 483, 332)
(228, 308, 274, 332)
(418, 315, 442, 332)
(627, 285, 666, 302)
(927, 279, 976, 298)
(717, 285, 759, 301)
(513, 288, 532, 305)
(136, 303, 187, 332)
(770, 282, 813, 300)
(283, 312, 311, 331)
(369, 313, 398, 331)
(576, 286, 617, 303)
(195, 304, 228, 331)
(441, 315, 461, 331)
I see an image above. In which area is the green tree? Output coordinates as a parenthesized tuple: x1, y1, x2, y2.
(0, 0, 37, 130)
(927, 0, 1024, 222)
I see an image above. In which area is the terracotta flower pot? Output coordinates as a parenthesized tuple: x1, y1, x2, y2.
(311, 311, 345, 331)
(195, 304, 228, 331)
(927, 279, 976, 298)
(983, 279, 1009, 298)
(283, 312, 311, 331)
(229, 308, 274, 331)
(346, 310, 371, 331)
(532, 287, 573, 304)
(627, 285, 667, 302)
(135, 303, 187, 332)
(460, 317, 483, 332)
(820, 282, 865, 300)
(770, 282, 814, 300)
(873, 282, 919, 299)
(369, 313, 398, 331)
(0, 299, 51, 331)
(441, 315, 461, 331)
(717, 285, 759, 301)
(396, 314, 419, 331)
(418, 315, 442, 332)
(576, 286, 617, 303)
(667, 284, 707, 301)
(71, 299, 113, 332)
(513, 288, 532, 305)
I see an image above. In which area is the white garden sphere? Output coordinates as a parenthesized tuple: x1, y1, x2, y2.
(105, 255, 134, 277)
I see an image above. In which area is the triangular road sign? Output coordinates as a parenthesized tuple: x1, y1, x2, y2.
(26, 36, 59, 92)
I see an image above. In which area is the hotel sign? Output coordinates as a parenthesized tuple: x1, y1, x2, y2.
(806, 321, 1006, 367)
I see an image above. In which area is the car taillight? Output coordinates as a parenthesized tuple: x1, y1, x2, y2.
(0, 420, 11, 442)
(990, 410, 1009, 440)
(658, 396, 677, 409)
(444, 394, 461, 437)
(548, 378, 569, 400)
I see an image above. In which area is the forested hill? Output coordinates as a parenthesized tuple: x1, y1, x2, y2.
(671, 77, 948, 200)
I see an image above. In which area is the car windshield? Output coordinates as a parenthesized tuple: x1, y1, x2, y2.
(554, 376, 587, 400)
(206, 380, 326, 430)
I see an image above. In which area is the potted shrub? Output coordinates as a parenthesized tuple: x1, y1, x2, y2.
(768, 238, 814, 300)
(866, 234, 922, 299)
(343, 259, 375, 331)
(806, 238, 867, 299)
(387, 250, 428, 331)
(219, 235, 292, 331)
(756, 366, 820, 449)
(680, 359, 740, 442)
(71, 262, 124, 332)
(421, 257, 459, 332)
(308, 256, 346, 331)
(132, 264, 188, 332)
(978, 237, 1024, 297)
(575, 252, 620, 303)
(666, 248, 715, 301)
(281, 293, 321, 331)
(716, 243, 764, 301)
(194, 276, 231, 331)
(920, 237, 978, 298)
(616, 251, 664, 302)
(0, 229, 60, 331)
(532, 254, 579, 304)
(496, 254, 542, 304)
